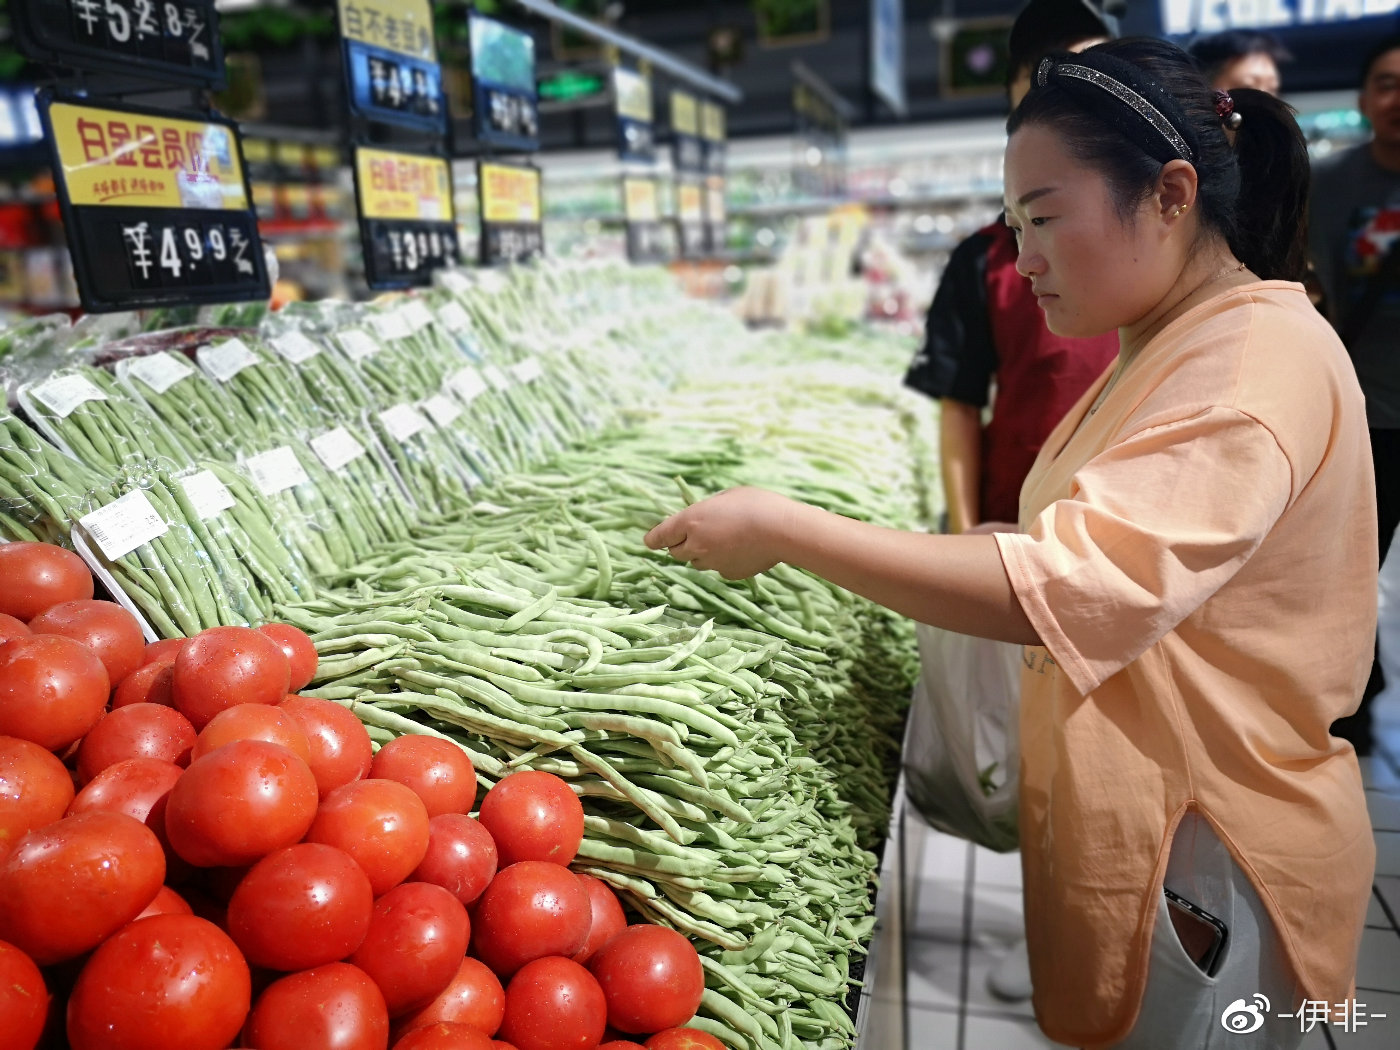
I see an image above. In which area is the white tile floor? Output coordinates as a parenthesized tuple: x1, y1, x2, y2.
(881, 693, 1400, 1050)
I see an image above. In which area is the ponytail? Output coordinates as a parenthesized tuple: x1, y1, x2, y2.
(1009, 38, 1311, 282)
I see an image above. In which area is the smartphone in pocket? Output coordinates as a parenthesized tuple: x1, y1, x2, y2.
(1163, 887, 1228, 977)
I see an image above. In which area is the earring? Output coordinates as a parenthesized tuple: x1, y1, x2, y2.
(1172, 205, 1189, 218)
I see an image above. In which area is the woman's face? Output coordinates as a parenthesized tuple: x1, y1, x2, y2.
(1003, 123, 1174, 338)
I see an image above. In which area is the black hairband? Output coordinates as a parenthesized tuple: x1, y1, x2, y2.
(1035, 51, 1201, 165)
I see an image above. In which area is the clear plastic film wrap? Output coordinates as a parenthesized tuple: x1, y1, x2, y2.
(0, 408, 104, 547)
(0, 313, 74, 385)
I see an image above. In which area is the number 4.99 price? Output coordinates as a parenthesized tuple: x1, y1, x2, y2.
(119, 218, 256, 289)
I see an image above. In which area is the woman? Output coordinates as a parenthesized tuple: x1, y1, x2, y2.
(644, 39, 1377, 1050)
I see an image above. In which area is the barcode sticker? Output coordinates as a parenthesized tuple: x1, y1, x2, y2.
(79, 489, 169, 560)
(372, 310, 412, 341)
(438, 302, 470, 332)
(378, 404, 431, 443)
(440, 271, 471, 294)
(127, 352, 195, 395)
(246, 446, 311, 495)
(270, 332, 322, 364)
(310, 427, 367, 472)
(31, 374, 108, 418)
(197, 338, 260, 383)
(450, 367, 488, 404)
(422, 394, 463, 427)
(404, 301, 435, 332)
(483, 365, 512, 392)
(179, 470, 236, 521)
(338, 329, 381, 361)
(511, 359, 544, 384)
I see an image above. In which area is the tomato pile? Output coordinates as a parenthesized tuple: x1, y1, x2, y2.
(0, 543, 730, 1050)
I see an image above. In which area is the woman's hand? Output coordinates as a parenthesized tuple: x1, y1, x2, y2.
(643, 487, 799, 579)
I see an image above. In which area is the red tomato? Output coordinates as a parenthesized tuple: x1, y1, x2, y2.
(599, 1043, 647, 1050)
(352, 882, 470, 1016)
(395, 957, 505, 1039)
(192, 703, 311, 764)
(29, 599, 144, 686)
(588, 925, 703, 1034)
(0, 542, 93, 622)
(280, 695, 374, 797)
(0, 634, 108, 751)
(257, 623, 318, 692)
(66, 914, 250, 1050)
(370, 736, 478, 818)
(226, 842, 374, 971)
(411, 813, 498, 907)
(470, 862, 591, 978)
(137, 885, 193, 919)
(165, 740, 319, 867)
(305, 779, 431, 896)
(0, 736, 75, 861)
(0, 937, 47, 1050)
(245, 962, 389, 1050)
(67, 756, 182, 828)
(477, 771, 583, 867)
(643, 1029, 725, 1050)
(392, 1022, 494, 1050)
(0, 613, 30, 644)
(142, 637, 187, 665)
(172, 626, 291, 730)
(0, 811, 164, 964)
(492, 1044, 518, 1050)
(498, 957, 606, 1050)
(75, 703, 196, 781)
(111, 657, 177, 708)
(572, 875, 627, 966)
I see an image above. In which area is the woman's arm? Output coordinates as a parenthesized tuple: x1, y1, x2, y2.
(644, 487, 1040, 646)
(939, 398, 984, 534)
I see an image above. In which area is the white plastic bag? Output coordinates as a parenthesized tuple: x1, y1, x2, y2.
(902, 623, 1023, 852)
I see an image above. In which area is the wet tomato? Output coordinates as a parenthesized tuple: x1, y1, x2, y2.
(0, 937, 46, 1050)
(571, 875, 626, 966)
(394, 957, 505, 1039)
(370, 736, 477, 817)
(244, 962, 389, 1050)
(0, 635, 108, 752)
(172, 626, 290, 730)
(279, 695, 374, 797)
(350, 881, 470, 1016)
(0, 542, 93, 622)
(256, 623, 318, 692)
(305, 779, 430, 895)
(497, 957, 606, 1050)
(111, 658, 177, 708)
(192, 703, 311, 765)
(477, 771, 583, 867)
(470, 862, 591, 978)
(29, 599, 143, 686)
(411, 813, 498, 907)
(587, 925, 704, 1034)
(0, 736, 75, 862)
(75, 703, 195, 782)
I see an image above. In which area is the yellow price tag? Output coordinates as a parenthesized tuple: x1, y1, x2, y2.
(354, 147, 453, 222)
(623, 177, 659, 223)
(614, 68, 653, 124)
(670, 90, 699, 136)
(338, 0, 436, 61)
(49, 101, 249, 211)
(677, 181, 704, 224)
(702, 102, 725, 143)
(480, 163, 542, 224)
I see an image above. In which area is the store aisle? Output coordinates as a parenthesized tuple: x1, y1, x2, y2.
(897, 690, 1400, 1050)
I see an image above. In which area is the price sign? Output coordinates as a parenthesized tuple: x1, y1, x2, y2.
(705, 174, 727, 254)
(41, 95, 269, 313)
(353, 146, 459, 289)
(670, 90, 704, 173)
(614, 67, 654, 164)
(701, 101, 727, 173)
(676, 177, 706, 259)
(478, 161, 543, 267)
(339, 0, 445, 133)
(622, 176, 666, 264)
(14, 0, 223, 87)
(469, 13, 539, 151)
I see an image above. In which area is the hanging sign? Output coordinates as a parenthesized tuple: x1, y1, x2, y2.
(622, 175, 665, 264)
(338, 0, 445, 133)
(670, 90, 704, 173)
(700, 100, 726, 174)
(676, 176, 705, 259)
(469, 13, 539, 152)
(477, 161, 543, 267)
(353, 146, 459, 289)
(41, 96, 268, 313)
(614, 67, 654, 164)
(13, 0, 224, 87)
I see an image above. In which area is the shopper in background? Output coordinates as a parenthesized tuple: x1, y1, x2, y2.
(1187, 30, 1289, 95)
(646, 38, 1375, 1050)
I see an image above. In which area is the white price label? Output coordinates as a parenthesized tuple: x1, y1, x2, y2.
(79, 489, 169, 560)
(338, 329, 381, 361)
(440, 271, 471, 294)
(127, 352, 195, 395)
(310, 427, 367, 473)
(403, 301, 435, 332)
(438, 302, 471, 333)
(483, 365, 512, 392)
(511, 359, 544, 384)
(422, 394, 463, 427)
(450, 367, 488, 404)
(378, 404, 432, 444)
(477, 271, 508, 294)
(246, 446, 311, 496)
(371, 310, 412, 341)
(31, 374, 108, 418)
(270, 332, 322, 364)
(179, 470, 236, 521)
(197, 338, 260, 383)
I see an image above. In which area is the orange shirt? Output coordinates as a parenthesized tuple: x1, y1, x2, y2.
(994, 281, 1377, 1048)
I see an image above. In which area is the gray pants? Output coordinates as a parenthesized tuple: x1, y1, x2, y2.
(1110, 812, 1304, 1050)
